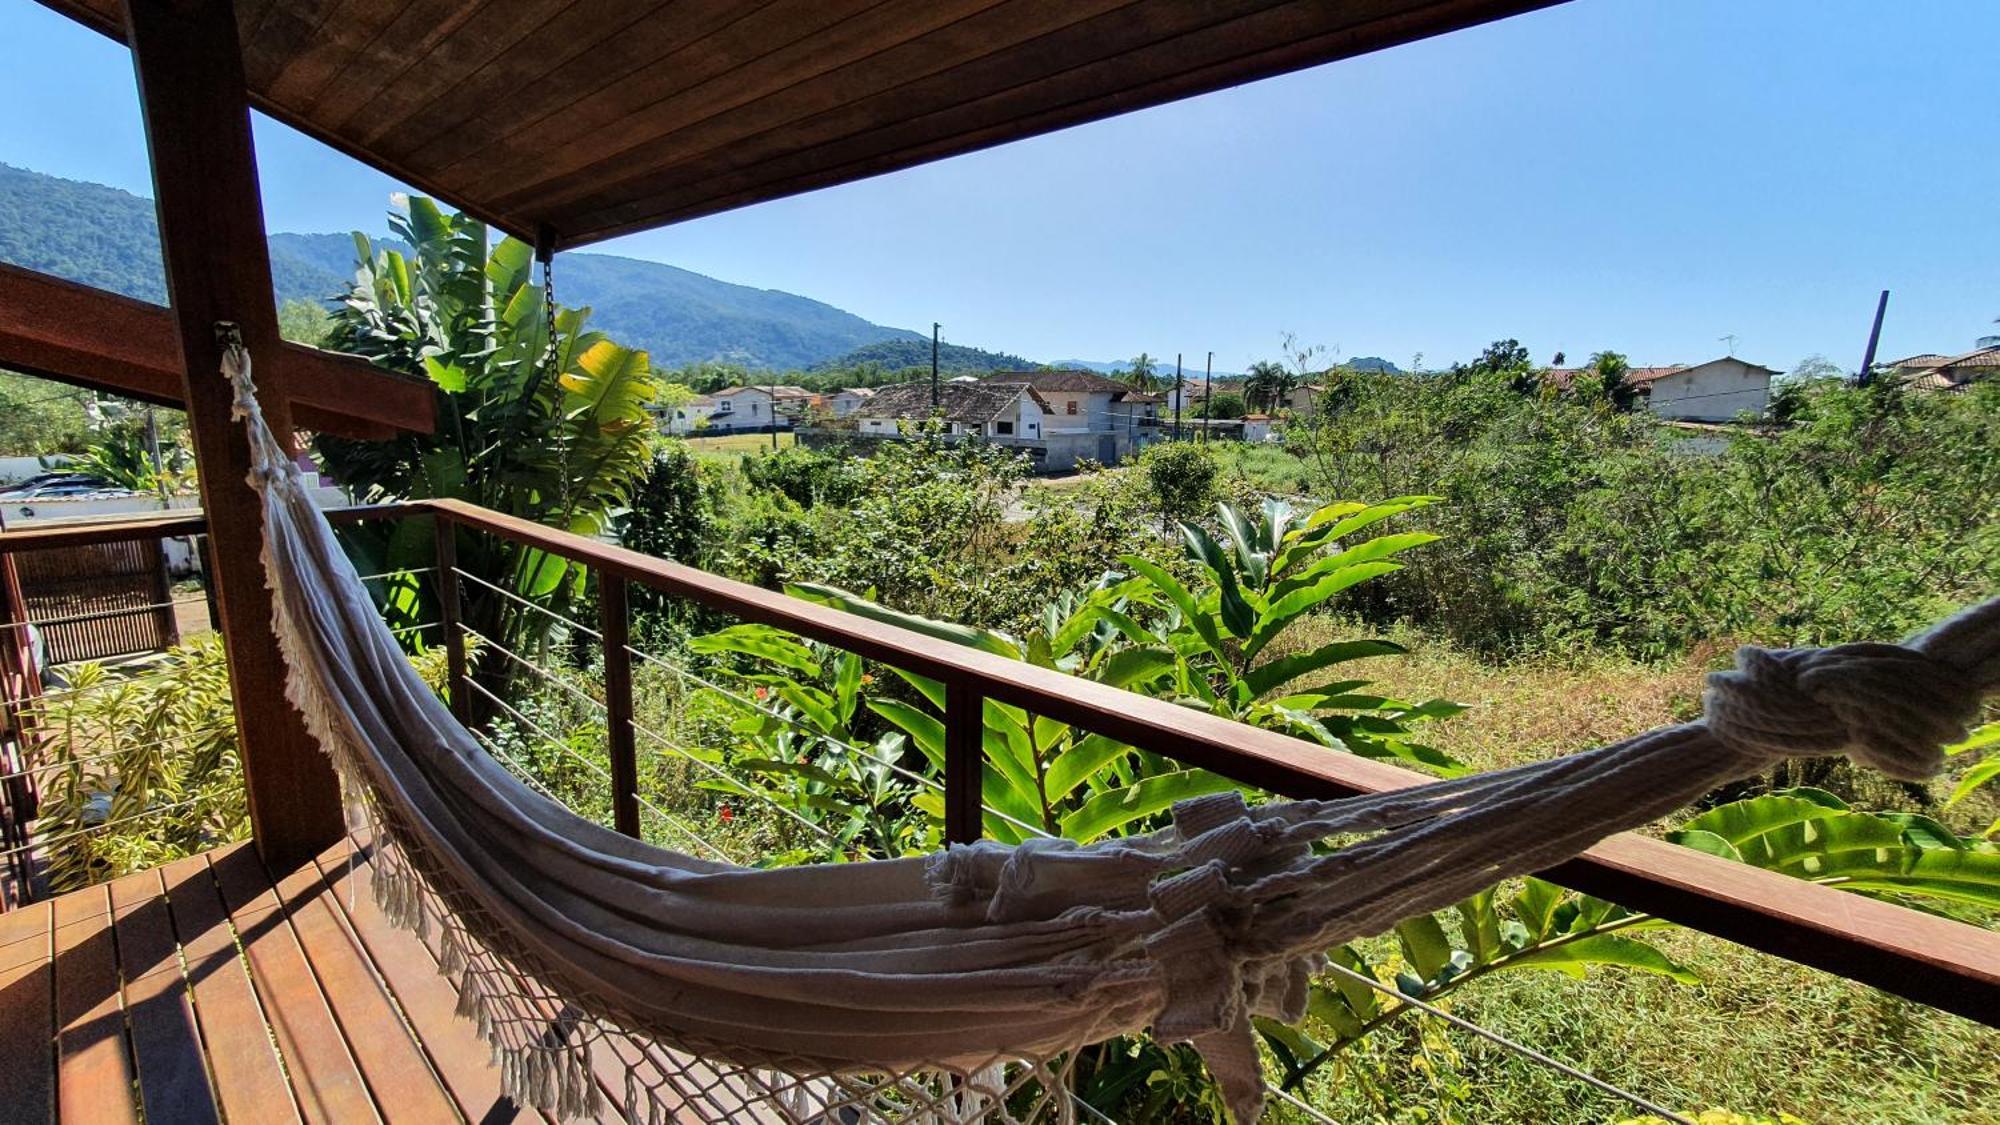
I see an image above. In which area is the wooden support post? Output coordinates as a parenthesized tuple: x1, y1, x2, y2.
(943, 681, 983, 844)
(599, 575, 640, 838)
(123, 0, 342, 870)
(432, 516, 468, 723)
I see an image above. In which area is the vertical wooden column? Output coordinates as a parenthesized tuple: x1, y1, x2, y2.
(123, 0, 342, 869)
(433, 515, 469, 722)
(943, 681, 984, 844)
(599, 575, 640, 838)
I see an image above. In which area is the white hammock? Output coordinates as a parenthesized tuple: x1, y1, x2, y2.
(224, 342, 1997, 1124)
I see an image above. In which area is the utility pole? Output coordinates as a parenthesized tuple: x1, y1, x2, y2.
(1857, 290, 1890, 386)
(931, 322, 941, 409)
(768, 367, 780, 450)
(1173, 353, 1183, 440)
(1201, 351, 1212, 443)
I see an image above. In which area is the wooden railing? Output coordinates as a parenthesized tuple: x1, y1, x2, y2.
(3, 499, 1997, 1029)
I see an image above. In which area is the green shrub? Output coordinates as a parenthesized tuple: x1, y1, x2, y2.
(1142, 440, 1218, 529)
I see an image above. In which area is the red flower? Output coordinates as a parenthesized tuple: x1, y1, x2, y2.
(718, 804, 734, 824)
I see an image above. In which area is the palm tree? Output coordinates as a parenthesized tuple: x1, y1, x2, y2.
(1126, 352, 1159, 391)
(1243, 360, 1294, 412)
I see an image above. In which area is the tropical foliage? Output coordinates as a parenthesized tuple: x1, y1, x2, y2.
(680, 497, 1459, 852)
(34, 638, 245, 891)
(34, 636, 467, 892)
(314, 198, 661, 662)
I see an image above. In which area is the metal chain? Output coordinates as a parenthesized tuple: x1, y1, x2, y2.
(542, 251, 573, 519)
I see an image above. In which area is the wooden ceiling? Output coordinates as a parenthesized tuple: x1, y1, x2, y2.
(44, 0, 1558, 250)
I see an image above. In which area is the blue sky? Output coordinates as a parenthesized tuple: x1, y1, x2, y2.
(3, 0, 1996, 372)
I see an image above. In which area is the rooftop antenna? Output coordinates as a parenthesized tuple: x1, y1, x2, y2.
(1718, 334, 1738, 356)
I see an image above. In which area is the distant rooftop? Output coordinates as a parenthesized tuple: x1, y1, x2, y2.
(984, 369, 1139, 395)
(861, 381, 1050, 425)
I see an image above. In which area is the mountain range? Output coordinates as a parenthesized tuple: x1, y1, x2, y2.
(0, 163, 1401, 378)
(0, 162, 919, 371)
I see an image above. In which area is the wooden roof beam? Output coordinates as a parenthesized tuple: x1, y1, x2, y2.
(0, 261, 433, 440)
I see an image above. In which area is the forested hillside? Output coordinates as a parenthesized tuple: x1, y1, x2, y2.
(811, 337, 1036, 377)
(1, 164, 919, 370)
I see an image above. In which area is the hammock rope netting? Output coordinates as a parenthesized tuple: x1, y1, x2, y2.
(222, 339, 1998, 1124)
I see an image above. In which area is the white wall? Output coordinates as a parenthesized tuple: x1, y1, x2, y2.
(0, 455, 70, 484)
(1648, 359, 1770, 422)
(1040, 391, 1115, 432)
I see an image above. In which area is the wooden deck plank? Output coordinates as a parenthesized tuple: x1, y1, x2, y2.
(108, 862, 219, 1125)
(265, 854, 461, 1122)
(158, 843, 298, 1124)
(206, 846, 379, 1125)
(0, 898, 53, 1122)
(51, 882, 138, 1125)
(312, 841, 550, 1125)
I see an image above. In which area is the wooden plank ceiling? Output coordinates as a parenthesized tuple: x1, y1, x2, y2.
(42, 0, 1559, 249)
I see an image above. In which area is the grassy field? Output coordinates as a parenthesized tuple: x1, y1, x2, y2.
(683, 431, 795, 454)
(1262, 618, 2000, 1123)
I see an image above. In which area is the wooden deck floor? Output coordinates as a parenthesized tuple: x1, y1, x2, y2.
(0, 839, 621, 1124)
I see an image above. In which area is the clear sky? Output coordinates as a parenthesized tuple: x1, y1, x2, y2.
(3, 0, 1996, 373)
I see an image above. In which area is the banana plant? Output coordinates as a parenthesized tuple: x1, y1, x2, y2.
(314, 198, 660, 672)
(1671, 785, 2000, 914)
(1944, 721, 1999, 839)
(1119, 496, 1467, 773)
(792, 577, 1236, 845)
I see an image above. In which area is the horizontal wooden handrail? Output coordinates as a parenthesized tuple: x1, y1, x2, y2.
(0, 503, 424, 553)
(10, 498, 1998, 1026)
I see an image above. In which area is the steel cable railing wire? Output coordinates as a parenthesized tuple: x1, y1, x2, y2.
(460, 678, 733, 864)
(457, 621, 842, 848)
(453, 555, 1047, 835)
(451, 564, 602, 639)
(0, 797, 207, 864)
(619, 642, 1055, 841)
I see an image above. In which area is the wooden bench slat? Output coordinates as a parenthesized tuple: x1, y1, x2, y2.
(0, 898, 54, 1121)
(160, 844, 299, 1124)
(313, 841, 550, 1125)
(206, 845, 379, 1125)
(266, 853, 461, 1122)
(52, 882, 137, 1125)
(108, 862, 219, 1125)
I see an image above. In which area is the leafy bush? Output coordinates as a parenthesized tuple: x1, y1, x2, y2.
(1141, 440, 1218, 529)
(1279, 359, 1997, 656)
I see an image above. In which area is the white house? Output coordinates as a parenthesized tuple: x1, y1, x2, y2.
(981, 370, 1162, 437)
(1546, 357, 1776, 422)
(854, 381, 1048, 439)
(1639, 358, 1776, 421)
(656, 395, 718, 435)
(826, 387, 875, 417)
(678, 385, 815, 433)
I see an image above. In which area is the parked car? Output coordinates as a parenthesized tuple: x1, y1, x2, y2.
(0, 472, 131, 501)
